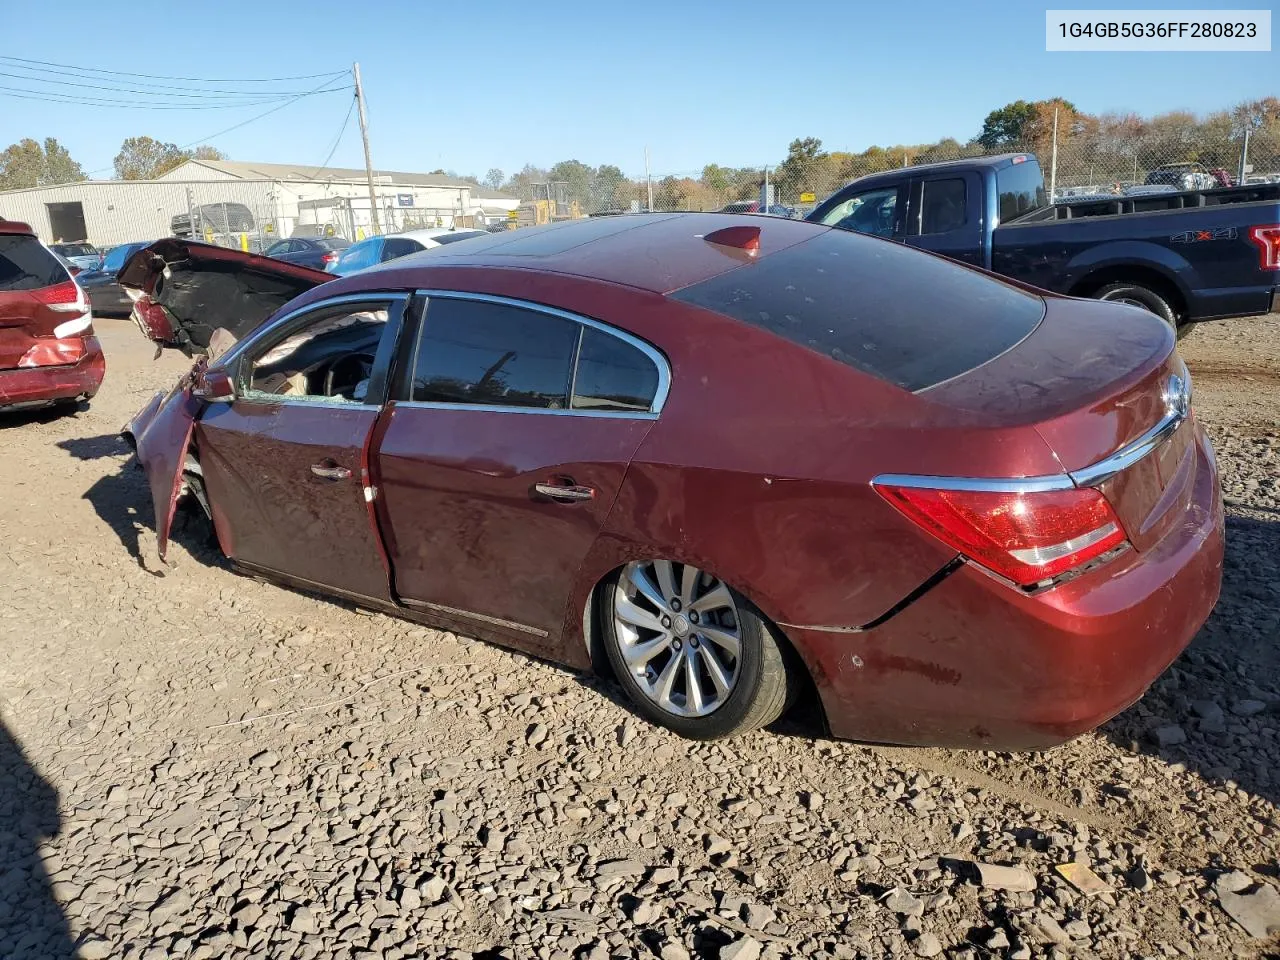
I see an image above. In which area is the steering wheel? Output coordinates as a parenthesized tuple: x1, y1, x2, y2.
(323, 354, 375, 399)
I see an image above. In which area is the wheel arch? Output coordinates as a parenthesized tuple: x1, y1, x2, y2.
(1067, 261, 1190, 322)
(570, 554, 828, 733)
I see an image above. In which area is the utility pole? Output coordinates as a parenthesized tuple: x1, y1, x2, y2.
(353, 61, 381, 235)
(1238, 125, 1252, 186)
(1049, 107, 1059, 200)
(644, 147, 654, 212)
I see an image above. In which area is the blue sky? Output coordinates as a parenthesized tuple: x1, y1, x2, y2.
(2, 0, 1275, 180)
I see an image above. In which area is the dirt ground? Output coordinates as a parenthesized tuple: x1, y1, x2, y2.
(1, 312, 1278, 960)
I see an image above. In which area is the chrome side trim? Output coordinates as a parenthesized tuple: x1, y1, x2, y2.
(414, 288, 672, 415)
(872, 408, 1188, 494)
(1067, 406, 1185, 487)
(213, 292, 410, 372)
(871, 473, 1075, 493)
(400, 597, 549, 638)
(394, 400, 657, 421)
(237, 397, 381, 411)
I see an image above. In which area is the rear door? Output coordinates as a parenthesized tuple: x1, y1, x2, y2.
(195, 294, 407, 601)
(373, 292, 666, 646)
(905, 171, 985, 266)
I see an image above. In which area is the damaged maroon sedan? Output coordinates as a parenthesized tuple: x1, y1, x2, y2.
(119, 216, 1223, 748)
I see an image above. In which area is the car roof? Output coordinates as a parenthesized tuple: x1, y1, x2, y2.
(398, 228, 483, 242)
(0, 220, 36, 236)
(360, 213, 824, 294)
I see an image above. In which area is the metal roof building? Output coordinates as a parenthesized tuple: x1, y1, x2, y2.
(0, 159, 517, 247)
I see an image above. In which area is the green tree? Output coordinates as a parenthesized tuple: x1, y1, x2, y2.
(976, 100, 1039, 149)
(114, 137, 189, 180)
(191, 145, 228, 162)
(0, 137, 86, 190)
(483, 168, 504, 191)
(775, 136, 828, 198)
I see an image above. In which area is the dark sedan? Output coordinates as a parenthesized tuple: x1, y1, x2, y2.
(75, 241, 150, 315)
(263, 236, 352, 271)
(118, 215, 1222, 748)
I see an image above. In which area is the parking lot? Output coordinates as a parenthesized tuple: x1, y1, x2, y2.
(1, 311, 1278, 959)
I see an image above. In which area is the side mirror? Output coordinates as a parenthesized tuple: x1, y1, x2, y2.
(193, 368, 235, 403)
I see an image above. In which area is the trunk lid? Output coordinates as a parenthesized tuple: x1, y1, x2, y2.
(116, 238, 331, 357)
(922, 296, 1193, 552)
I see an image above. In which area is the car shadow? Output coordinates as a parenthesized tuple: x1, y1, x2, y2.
(0, 719, 80, 959)
(58, 435, 222, 576)
(0, 402, 86, 428)
(1101, 509, 1280, 813)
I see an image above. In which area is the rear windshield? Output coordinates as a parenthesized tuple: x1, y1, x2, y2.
(52, 242, 95, 257)
(995, 160, 1048, 223)
(671, 229, 1044, 392)
(0, 235, 70, 291)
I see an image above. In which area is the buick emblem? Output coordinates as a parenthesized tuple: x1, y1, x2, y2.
(1164, 373, 1189, 419)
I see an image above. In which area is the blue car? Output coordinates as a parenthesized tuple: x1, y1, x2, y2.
(328, 228, 488, 275)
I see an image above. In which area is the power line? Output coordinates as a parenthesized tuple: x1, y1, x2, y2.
(304, 95, 357, 179)
(78, 76, 355, 177)
(0, 67, 329, 99)
(0, 55, 347, 84)
(0, 85, 319, 109)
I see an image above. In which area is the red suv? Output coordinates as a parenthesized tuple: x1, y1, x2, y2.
(0, 220, 106, 413)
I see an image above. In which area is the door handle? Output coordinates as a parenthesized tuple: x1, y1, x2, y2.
(534, 482, 596, 502)
(310, 461, 352, 481)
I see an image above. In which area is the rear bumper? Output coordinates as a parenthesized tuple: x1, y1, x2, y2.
(86, 283, 132, 315)
(786, 426, 1224, 750)
(0, 337, 106, 411)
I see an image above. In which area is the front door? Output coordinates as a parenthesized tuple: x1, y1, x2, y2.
(196, 295, 406, 602)
(374, 293, 666, 645)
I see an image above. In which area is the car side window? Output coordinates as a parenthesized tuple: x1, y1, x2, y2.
(239, 301, 393, 405)
(920, 178, 967, 234)
(410, 298, 578, 409)
(382, 238, 423, 261)
(817, 186, 900, 238)
(572, 327, 659, 412)
(265, 240, 290, 256)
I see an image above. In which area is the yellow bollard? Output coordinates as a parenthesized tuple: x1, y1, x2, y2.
(240, 233, 249, 252)
(356, 227, 366, 241)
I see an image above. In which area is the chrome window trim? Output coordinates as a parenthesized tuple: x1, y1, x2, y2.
(414, 288, 671, 415)
(237, 397, 383, 412)
(394, 400, 657, 421)
(212, 291, 410, 373)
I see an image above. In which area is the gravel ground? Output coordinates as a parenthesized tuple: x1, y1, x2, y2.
(1, 313, 1278, 960)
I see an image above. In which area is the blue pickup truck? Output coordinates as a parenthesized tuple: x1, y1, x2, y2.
(807, 154, 1280, 335)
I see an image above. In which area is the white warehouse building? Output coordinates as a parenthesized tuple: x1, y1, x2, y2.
(0, 158, 519, 247)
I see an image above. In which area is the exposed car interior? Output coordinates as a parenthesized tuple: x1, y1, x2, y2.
(243, 306, 388, 402)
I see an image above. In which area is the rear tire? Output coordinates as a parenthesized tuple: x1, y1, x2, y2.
(600, 561, 795, 740)
(1093, 281, 1189, 338)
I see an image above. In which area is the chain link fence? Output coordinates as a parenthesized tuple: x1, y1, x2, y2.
(504, 124, 1280, 223)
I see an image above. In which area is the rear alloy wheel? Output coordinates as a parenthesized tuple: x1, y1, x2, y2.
(1094, 281, 1191, 339)
(602, 560, 794, 739)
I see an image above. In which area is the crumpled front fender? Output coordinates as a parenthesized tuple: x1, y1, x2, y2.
(123, 364, 204, 561)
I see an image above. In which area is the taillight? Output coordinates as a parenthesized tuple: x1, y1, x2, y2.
(31, 280, 89, 314)
(321, 252, 338, 264)
(18, 337, 87, 368)
(1249, 224, 1280, 271)
(874, 481, 1127, 587)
